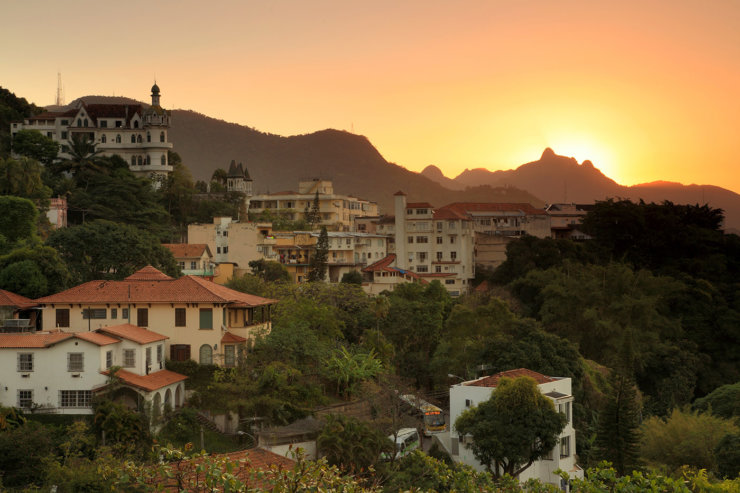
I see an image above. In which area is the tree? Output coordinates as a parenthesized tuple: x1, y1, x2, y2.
(0, 260, 48, 298)
(248, 258, 290, 282)
(341, 270, 363, 284)
(715, 433, 740, 480)
(307, 226, 328, 282)
(317, 414, 392, 475)
(0, 195, 38, 249)
(454, 376, 567, 478)
(211, 168, 228, 186)
(640, 408, 738, 476)
(692, 381, 740, 420)
(304, 190, 321, 229)
(47, 219, 179, 283)
(10, 129, 59, 165)
(595, 336, 641, 476)
(0, 156, 52, 202)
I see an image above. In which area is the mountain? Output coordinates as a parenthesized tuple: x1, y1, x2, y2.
(166, 108, 543, 213)
(423, 148, 740, 231)
(420, 165, 465, 191)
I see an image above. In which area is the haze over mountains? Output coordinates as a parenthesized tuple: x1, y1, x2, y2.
(57, 96, 740, 231)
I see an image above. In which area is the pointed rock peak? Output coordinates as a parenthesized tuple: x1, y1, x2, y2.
(541, 148, 556, 160)
(421, 164, 445, 178)
(581, 160, 595, 169)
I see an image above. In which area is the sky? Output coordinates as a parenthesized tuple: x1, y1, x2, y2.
(2, 0, 740, 192)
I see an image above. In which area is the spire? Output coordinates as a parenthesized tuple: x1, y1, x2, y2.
(151, 82, 161, 106)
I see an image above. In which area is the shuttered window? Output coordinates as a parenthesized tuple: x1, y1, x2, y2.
(199, 308, 213, 329)
(137, 308, 148, 327)
(175, 308, 186, 327)
(56, 309, 70, 328)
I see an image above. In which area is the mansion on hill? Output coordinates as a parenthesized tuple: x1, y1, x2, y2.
(10, 83, 173, 182)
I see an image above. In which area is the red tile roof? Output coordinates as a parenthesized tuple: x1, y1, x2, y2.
(73, 331, 120, 346)
(0, 289, 36, 309)
(162, 244, 211, 259)
(110, 369, 187, 392)
(221, 331, 247, 343)
(466, 368, 558, 388)
(160, 448, 295, 491)
(35, 267, 277, 307)
(362, 254, 397, 272)
(125, 266, 174, 281)
(0, 332, 73, 348)
(98, 324, 168, 344)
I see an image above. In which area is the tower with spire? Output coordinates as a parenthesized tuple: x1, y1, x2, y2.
(226, 159, 253, 196)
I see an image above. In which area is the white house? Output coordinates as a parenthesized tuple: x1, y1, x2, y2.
(448, 368, 583, 490)
(0, 325, 186, 416)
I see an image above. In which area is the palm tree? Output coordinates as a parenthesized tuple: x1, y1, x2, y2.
(56, 134, 103, 177)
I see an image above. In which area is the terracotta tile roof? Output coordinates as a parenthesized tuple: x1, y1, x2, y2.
(35, 267, 277, 307)
(73, 331, 119, 346)
(474, 280, 491, 292)
(160, 448, 295, 491)
(418, 272, 456, 278)
(110, 369, 187, 392)
(362, 254, 397, 272)
(98, 324, 168, 344)
(0, 332, 73, 348)
(162, 244, 211, 259)
(27, 111, 67, 121)
(84, 103, 143, 125)
(221, 331, 247, 343)
(125, 266, 174, 281)
(465, 368, 558, 388)
(0, 289, 36, 309)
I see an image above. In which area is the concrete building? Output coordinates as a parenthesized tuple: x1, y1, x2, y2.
(10, 84, 173, 183)
(34, 266, 277, 365)
(188, 217, 273, 271)
(0, 325, 186, 416)
(162, 243, 214, 278)
(448, 369, 583, 489)
(546, 203, 593, 240)
(249, 179, 378, 231)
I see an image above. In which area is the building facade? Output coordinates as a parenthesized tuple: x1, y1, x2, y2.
(448, 369, 583, 489)
(10, 84, 173, 183)
(34, 266, 277, 365)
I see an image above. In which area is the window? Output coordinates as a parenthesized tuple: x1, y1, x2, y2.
(448, 221, 456, 229)
(82, 308, 106, 319)
(100, 120, 107, 128)
(223, 246, 228, 253)
(18, 353, 33, 372)
(416, 236, 428, 243)
(161, 155, 166, 166)
(199, 344, 213, 364)
(435, 266, 442, 273)
(436, 251, 443, 261)
(123, 349, 135, 367)
(60, 390, 92, 408)
(147, 132, 151, 143)
(46, 131, 52, 138)
(56, 308, 70, 328)
(18, 390, 33, 408)
(416, 265, 428, 273)
(61, 131, 68, 139)
(436, 236, 443, 244)
(137, 134, 142, 143)
(137, 308, 148, 327)
(170, 344, 191, 362)
(199, 308, 213, 329)
(175, 308, 186, 327)
(559, 402, 571, 423)
(157, 344, 163, 363)
(115, 134, 121, 143)
(407, 236, 413, 244)
(418, 252, 427, 262)
(146, 347, 152, 369)
(445, 279, 455, 285)
(217, 247, 221, 254)
(101, 134, 107, 143)
(137, 155, 143, 166)
(450, 235, 457, 244)
(106, 350, 113, 369)
(451, 251, 457, 260)
(109, 308, 117, 319)
(417, 208, 428, 214)
(178, 261, 185, 269)
(190, 261, 197, 270)
(115, 120, 122, 127)
(346, 238, 351, 246)
(67, 352, 84, 372)
(160, 131, 165, 142)
(122, 308, 129, 319)
(407, 209, 413, 215)
(560, 436, 570, 457)
(224, 345, 236, 367)
(61, 119, 69, 125)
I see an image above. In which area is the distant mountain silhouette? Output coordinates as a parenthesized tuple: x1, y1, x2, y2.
(45, 97, 740, 229)
(426, 148, 740, 231)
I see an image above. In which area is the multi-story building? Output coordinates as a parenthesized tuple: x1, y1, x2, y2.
(0, 324, 187, 416)
(188, 217, 273, 270)
(448, 368, 583, 489)
(393, 192, 476, 296)
(10, 83, 173, 183)
(248, 180, 378, 231)
(546, 203, 593, 240)
(162, 243, 214, 278)
(34, 266, 277, 365)
(226, 160, 253, 196)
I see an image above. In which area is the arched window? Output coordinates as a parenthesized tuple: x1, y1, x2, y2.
(131, 156, 136, 166)
(199, 344, 213, 365)
(137, 156, 143, 166)
(131, 134, 136, 143)
(77, 119, 81, 126)
(147, 132, 151, 143)
(83, 119, 88, 127)
(146, 155, 151, 165)
(161, 155, 166, 166)
(134, 121, 139, 129)
(137, 135, 142, 143)
(101, 135, 106, 143)
(160, 131, 165, 142)
(115, 134, 121, 143)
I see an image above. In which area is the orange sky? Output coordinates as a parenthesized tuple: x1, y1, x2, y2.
(3, 0, 740, 193)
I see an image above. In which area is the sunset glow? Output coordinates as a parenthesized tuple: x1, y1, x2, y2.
(2, 0, 739, 193)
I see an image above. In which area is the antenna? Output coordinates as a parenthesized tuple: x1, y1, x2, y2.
(56, 72, 65, 106)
